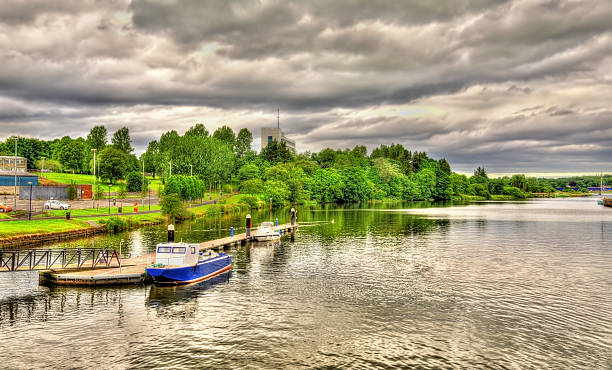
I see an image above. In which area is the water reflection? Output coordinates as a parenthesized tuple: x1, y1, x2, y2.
(146, 273, 232, 307)
(1, 199, 611, 368)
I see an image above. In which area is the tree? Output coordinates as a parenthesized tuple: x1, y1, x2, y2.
(261, 140, 293, 164)
(56, 136, 87, 172)
(126, 171, 144, 192)
(474, 166, 488, 179)
(263, 180, 290, 207)
(185, 123, 209, 137)
(238, 164, 260, 181)
(87, 125, 107, 152)
(450, 173, 469, 195)
(112, 127, 133, 154)
(309, 168, 344, 203)
(98, 147, 129, 184)
(212, 125, 235, 148)
(160, 193, 186, 221)
(235, 128, 253, 157)
(141, 140, 160, 178)
(341, 167, 372, 202)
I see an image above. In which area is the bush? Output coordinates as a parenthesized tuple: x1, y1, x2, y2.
(163, 175, 205, 200)
(502, 186, 526, 199)
(240, 194, 259, 209)
(264, 180, 290, 207)
(102, 217, 128, 233)
(160, 193, 186, 221)
(126, 172, 145, 192)
(66, 182, 78, 200)
(240, 179, 264, 194)
(222, 184, 233, 194)
(238, 164, 260, 181)
(205, 205, 222, 217)
(468, 183, 490, 198)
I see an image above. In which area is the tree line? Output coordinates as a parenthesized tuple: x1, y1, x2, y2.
(1, 122, 583, 207)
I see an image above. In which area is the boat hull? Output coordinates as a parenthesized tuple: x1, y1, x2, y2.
(254, 234, 280, 241)
(146, 254, 232, 286)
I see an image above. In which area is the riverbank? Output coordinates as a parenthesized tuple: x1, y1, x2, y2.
(0, 194, 248, 245)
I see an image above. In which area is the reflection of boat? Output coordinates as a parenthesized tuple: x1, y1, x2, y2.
(146, 272, 231, 306)
(254, 222, 280, 241)
(145, 242, 232, 286)
(598, 199, 604, 205)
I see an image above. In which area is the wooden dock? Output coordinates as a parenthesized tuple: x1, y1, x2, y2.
(603, 198, 612, 207)
(39, 223, 298, 287)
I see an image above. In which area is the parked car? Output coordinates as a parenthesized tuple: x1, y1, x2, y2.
(0, 203, 13, 212)
(44, 200, 71, 210)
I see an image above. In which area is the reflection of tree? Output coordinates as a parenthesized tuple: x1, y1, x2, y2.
(0, 287, 129, 327)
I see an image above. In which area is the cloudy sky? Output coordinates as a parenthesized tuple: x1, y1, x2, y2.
(1, 0, 611, 174)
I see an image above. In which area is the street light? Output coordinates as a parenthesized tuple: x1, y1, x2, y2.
(91, 148, 96, 208)
(169, 161, 172, 177)
(190, 164, 193, 177)
(13, 137, 17, 210)
(27, 181, 32, 221)
(41, 156, 46, 173)
(108, 186, 111, 215)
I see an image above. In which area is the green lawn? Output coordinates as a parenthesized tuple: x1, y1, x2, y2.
(41, 172, 123, 192)
(0, 219, 91, 238)
(34, 204, 162, 218)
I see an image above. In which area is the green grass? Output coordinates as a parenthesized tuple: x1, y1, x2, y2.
(0, 213, 12, 219)
(34, 204, 162, 218)
(0, 219, 91, 238)
(41, 172, 124, 192)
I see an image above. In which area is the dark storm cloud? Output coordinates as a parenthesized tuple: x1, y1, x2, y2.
(0, 0, 611, 173)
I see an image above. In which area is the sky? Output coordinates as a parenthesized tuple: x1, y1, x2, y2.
(0, 0, 611, 175)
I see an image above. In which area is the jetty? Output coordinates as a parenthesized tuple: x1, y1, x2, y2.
(37, 219, 298, 287)
(603, 198, 612, 207)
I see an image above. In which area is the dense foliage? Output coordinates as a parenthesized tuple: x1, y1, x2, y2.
(2, 122, 595, 208)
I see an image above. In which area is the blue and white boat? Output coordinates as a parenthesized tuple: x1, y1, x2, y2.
(146, 242, 232, 286)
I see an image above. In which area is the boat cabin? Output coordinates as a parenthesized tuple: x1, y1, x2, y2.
(155, 242, 200, 266)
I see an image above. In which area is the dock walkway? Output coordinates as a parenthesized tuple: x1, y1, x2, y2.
(39, 223, 298, 286)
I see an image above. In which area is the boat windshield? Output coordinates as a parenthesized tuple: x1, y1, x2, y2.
(260, 222, 274, 228)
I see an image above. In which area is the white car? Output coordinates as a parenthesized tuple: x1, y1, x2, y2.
(44, 200, 71, 210)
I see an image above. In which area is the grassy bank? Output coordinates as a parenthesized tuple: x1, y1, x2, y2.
(0, 219, 92, 238)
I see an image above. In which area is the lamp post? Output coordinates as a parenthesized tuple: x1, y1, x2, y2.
(108, 186, 111, 215)
(41, 156, 45, 173)
(169, 161, 172, 177)
(27, 181, 32, 221)
(14, 137, 17, 210)
(190, 164, 193, 177)
(91, 148, 96, 208)
(119, 239, 124, 273)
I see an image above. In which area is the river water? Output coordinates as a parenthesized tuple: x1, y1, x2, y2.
(1, 198, 611, 369)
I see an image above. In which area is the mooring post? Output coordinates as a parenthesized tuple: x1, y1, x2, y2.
(167, 224, 175, 242)
(275, 218, 278, 227)
(230, 226, 234, 238)
(246, 214, 252, 238)
(291, 208, 296, 241)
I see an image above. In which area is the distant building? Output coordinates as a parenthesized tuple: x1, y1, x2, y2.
(0, 156, 27, 172)
(261, 127, 296, 152)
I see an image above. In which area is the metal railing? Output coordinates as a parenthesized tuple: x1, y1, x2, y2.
(0, 248, 120, 272)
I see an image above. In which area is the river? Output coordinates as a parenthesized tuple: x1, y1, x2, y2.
(1, 198, 611, 368)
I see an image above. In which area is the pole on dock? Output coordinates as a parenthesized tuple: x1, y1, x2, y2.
(246, 214, 252, 237)
(290, 208, 296, 226)
(275, 218, 278, 227)
(230, 226, 234, 238)
(167, 224, 175, 242)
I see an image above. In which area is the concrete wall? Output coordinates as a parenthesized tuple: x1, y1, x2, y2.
(19, 186, 68, 200)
